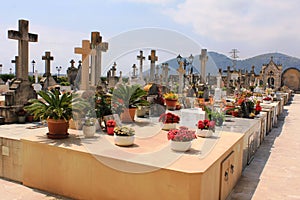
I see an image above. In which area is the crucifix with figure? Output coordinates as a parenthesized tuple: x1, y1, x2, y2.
(8, 19, 38, 81)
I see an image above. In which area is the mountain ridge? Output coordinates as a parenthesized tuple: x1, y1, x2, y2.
(158, 51, 300, 76)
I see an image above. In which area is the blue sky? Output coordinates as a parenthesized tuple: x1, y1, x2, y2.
(0, 0, 299, 75)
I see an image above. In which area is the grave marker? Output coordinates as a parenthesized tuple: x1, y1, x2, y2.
(75, 40, 91, 90)
(40, 51, 56, 90)
(199, 49, 208, 84)
(148, 50, 158, 82)
(8, 19, 38, 81)
(90, 32, 108, 86)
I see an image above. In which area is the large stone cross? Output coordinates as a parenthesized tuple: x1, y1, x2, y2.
(199, 49, 208, 84)
(90, 32, 108, 86)
(137, 50, 145, 81)
(148, 50, 158, 82)
(8, 19, 38, 81)
(75, 40, 91, 90)
(42, 51, 54, 77)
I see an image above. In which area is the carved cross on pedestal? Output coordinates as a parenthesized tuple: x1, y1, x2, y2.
(75, 40, 91, 90)
(137, 50, 145, 80)
(11, 56, 19, 77)
(148, 50, 158, 82)
(42, 51, 54, 77)
(8, 19, 38, 81)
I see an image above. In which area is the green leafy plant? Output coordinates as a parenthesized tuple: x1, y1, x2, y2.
(112, 84, 149, 114)
(24, 89, 88, 121)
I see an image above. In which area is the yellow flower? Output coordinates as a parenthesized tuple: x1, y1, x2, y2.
(163, 92, 178, 100)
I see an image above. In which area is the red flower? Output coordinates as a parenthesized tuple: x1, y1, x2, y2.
(159, 112, 180, 124)
(197, 119, 216, 131)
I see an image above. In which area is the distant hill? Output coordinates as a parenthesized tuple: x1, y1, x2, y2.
(146, 52, 300, 76)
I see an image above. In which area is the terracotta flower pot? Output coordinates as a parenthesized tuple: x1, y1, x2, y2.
(165, 99, 177, 110)
(47, 118, 69, 139)
(120, 108, 136, 123)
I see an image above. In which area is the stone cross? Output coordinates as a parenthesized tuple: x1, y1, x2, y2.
(199, 49, 208, 84)
(70, 59, 75, 67)
(42, 51, 54, 77)
(8, 19, 38, 81)
(132, 64, 137, 78)
(75, 40, 91, 90)
(111, 62, 117, 77)
(162, 63, 169, 85)
(90, 32, 108, 86)
(137, 50, 145, 80)
(177, 62, 186, 95)
(148, 50, 158, 82)
(11, 56, 19, 77)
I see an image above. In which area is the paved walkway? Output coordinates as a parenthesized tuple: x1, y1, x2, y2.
(0, 178, 69, 200)
(228, 94, 300, 200)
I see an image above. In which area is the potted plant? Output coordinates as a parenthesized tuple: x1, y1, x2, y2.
(82, 116, 96, 138)
(24, 89, 87, 139)
(112, 84, 149, 123)
(210, 111, 225, 126)
(167, 126, 196, 152)
(159, 112, 180, 130)
(163, 92, 178, 110)
(106, 119, 116, 135)
(196, 119, 215, 137)
(114, 126, 135, 146)
(95, 91, 112, 129)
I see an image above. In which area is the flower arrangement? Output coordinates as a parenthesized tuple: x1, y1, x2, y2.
(159, 112, 180, 124)
(167, 126, 196, 142)
(114, 126, 135, 136)
(197, 119, 216, 132)
(263, 96, 272, 101)
(163, 92, 178, 100)
(83, 117, 96, 126)
(106, 119, 116, 127)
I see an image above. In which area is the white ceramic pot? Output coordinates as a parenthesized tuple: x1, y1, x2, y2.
(162, 123, 177, 131)
(83, 125, 96, 138)
(114, 135, 135, 146)
(196, 129, 213, 138)
(170, 140, 192, 152)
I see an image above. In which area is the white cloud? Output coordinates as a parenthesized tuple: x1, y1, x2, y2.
(164, 0, 300, 43)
